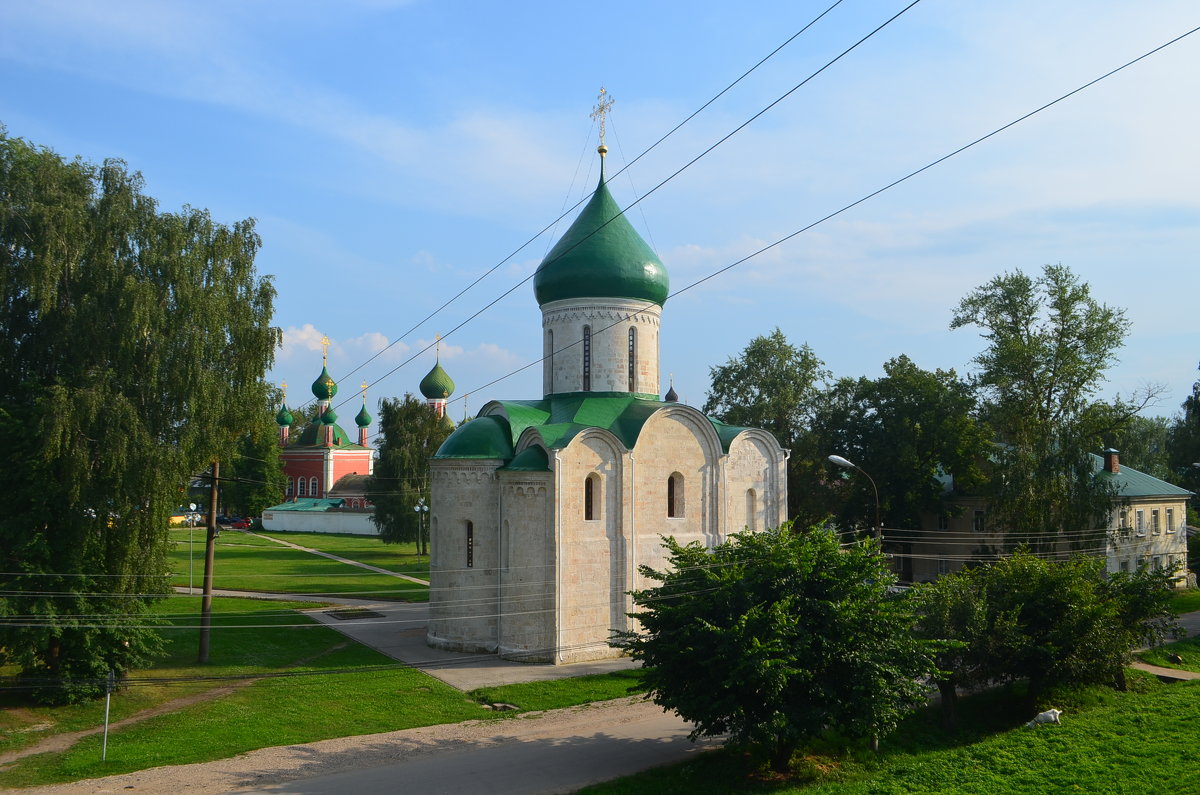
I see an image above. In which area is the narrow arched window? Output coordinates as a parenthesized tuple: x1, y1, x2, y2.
(667, 472, 684, 518)
(585, 474, 597, 520)
(628, 327, 637, 392)
(286, 477, 294, 497)
(310, 476, 319, 497)
(297, 477, 307, 497)
(466, 520, 474, 568)
(546, 329, 554, 393)
(745, 489, 757, 531)
(582, 325, 592, 391)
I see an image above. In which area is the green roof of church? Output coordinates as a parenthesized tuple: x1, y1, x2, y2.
(434, 394, 759, 461)
(420, 361, 455, 400)
(293, 415, 363, 448)
(533, 172, 669, 307)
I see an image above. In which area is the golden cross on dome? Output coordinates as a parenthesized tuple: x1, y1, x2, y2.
(435, 333, 442, 361)
(321, 334, 330, 365)
(281, 381, 288, 402)
(361, 380, 369, 403)
(590, 86, 614, 154)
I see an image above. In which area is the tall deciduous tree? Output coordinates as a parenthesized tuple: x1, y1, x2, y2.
(0, 131, 278, 702)
(1167, 364, 1200, 508)
(368, 395, 453, 553)
(951, 265, 1137, 551)
(812, 355, 991, 536)
(704, 329, 830, 521)
(613, 524, 934, 772)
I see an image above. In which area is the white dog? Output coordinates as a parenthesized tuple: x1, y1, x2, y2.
(1025, 708, 1063, 728)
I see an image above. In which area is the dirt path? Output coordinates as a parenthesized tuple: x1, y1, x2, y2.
(16, 696, 706, 795)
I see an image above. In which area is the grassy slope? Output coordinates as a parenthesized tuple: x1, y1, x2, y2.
(0, 596, 494, 788)
(580, 675, 1200, 794)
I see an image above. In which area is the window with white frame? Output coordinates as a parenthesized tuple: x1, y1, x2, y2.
(298, 477, 307, 497)
(1167, 508, 1176, 533)
(310, 476, 319, 496)
(1135, 510, 1145, 536)
(1152, 509, 1161, 535)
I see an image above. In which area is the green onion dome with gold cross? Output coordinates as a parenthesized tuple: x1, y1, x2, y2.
(420, 360, 455, 400)
(532, 165, 668, 307)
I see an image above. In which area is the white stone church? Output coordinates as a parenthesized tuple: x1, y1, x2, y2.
(427, 147, 789, 663)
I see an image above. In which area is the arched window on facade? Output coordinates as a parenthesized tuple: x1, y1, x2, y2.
(582, 325, 592, 391)
(628, 327, 637, 392)
(310, 476, 319, 497)
(546, 329, 554, 393)
(297, 477, 307, 497)
(285, 477, 294, 497)
(466, 520, 475, 568)
(667, 472, 684, 518)
(745, 488, 757, 531)
(585, 474, 599, 521)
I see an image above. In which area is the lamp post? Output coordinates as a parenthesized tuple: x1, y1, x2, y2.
(413, 497, 429, 558)
(827, 454, 881, 543)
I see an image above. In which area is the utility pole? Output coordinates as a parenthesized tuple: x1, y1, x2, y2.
(198, 460, 219, 663)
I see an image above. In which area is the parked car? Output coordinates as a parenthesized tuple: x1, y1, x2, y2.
(231, 518, 251, 530)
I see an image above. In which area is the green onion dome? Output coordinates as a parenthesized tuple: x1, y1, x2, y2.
(275, 404, 294, 426)
(420, 361, 455, 400)
(355, 403, 372, 428)
(311, 366, 338, 401)
(533, 174, 668, 307)
(322, 406, 339, 424)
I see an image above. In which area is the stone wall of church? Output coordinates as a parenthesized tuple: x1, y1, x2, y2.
(628, 408, 723, 595)
(497, 470, 555, 661)
(427, 461, 501, 653)
(541, 297, 661, 395)
(725, 430, 789, 534)
(555, 432, 627, 663)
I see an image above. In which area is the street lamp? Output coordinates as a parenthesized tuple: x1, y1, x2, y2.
(413, 497, 429, 558)
(827, 454, 881, 543)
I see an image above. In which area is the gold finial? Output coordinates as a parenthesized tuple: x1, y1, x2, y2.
(361, 380, 369, 403)
(321, 334, 331, 366)
(590, 86, 614, 157)
(281, 381, 288, 404)
(435, 333, 442, 361)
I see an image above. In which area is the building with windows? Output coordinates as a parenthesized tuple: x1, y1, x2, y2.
(262, 351, 377, 534)
(901, 448, 1191, 585)
(425, 148, 789, 663)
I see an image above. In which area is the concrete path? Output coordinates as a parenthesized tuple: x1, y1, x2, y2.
(245, 531, 430, 586)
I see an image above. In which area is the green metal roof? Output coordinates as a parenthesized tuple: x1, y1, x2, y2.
(501, 446, 551, 472)
(1091, 454, 1194, 498)
(434, 415, 515, 459)
(434, 393, 756, 462)
(292, 417, 361, 448)
(419, 361, 456, 400)
(265, 498, 344, 512)
(532, 174, 669, 307)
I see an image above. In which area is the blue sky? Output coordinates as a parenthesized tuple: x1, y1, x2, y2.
(3, 1, 1198, 433)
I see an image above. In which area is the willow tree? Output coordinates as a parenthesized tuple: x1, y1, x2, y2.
(0, 130, 279, 702)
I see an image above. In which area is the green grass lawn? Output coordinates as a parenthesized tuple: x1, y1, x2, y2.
(254, 530, 431, 576)
(0, 596, 494, 788)
(166, 529, 428, 601)
(580, 674, 1200, 794)
(1168, 587, 1200, 614)
(473, 669, 645, 712)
